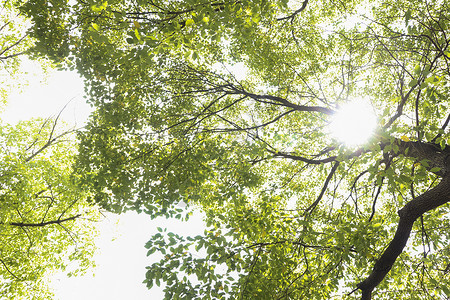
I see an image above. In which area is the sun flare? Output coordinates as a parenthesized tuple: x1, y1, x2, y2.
(330, 99, 377, 147)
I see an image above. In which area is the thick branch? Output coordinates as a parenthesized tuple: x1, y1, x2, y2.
(227, 87, 335, 115)
(357, 176, 450, 299)
(397, 139, 450, 176)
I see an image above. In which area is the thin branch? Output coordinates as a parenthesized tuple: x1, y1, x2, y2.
(24, 99, 77, 162)
(0, 34, 27, 57)
(240, 246, 262, 300)
(368, 158, 391, 222)
(268, 149, 337, 164)
(8, 214, 81, 227)
(431, 112, 450, 143)
(305, 161, 340, 213)
(0, 258, 23, 281)
(277, 0, 309, 21)
(25, 129, 75, 162)
(236, 90, 335, 115)
(368, 183, 383, 222)
(0, 50, 27, 60)
(206, 109, 295, 133)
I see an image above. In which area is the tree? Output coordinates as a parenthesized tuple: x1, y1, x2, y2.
(0, 2, 99, 298)
(21, 0, 450, 299)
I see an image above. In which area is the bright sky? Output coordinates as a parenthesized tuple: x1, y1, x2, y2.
(2, 61, 205, 300)
(1, 64, 89, 126)
(330, 99, 377, 147)
(52, 211, 205, 300)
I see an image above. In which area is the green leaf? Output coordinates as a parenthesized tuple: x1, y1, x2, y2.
(91, 23, 100, 31)
(405, 9, 412, 24)
(420, 160, 430, 167)
(134, 28, 141, 40)
(185, 19, 195, 27)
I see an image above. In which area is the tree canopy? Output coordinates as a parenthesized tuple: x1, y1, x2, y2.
(17, 0, 450, 299)
(0, 118, 99, 299)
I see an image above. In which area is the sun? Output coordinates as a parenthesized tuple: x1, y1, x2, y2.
(330, 99, 377, 147)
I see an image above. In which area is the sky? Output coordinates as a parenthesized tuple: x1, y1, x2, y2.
(52, 210, 205, 300)
(2, 61, 205, 300)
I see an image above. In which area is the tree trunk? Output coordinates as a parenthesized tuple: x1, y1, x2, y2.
(357, 175, 450, 298)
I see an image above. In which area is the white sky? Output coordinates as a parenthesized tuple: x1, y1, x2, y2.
(1, 62, 89, 126)
(1, 61, 206, 300)
(52, 211, 205, 300)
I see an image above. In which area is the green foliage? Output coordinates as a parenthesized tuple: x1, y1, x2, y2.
(0, 119, 99, 299)
(0, 4, 99, 296)
(0, 1, 45, 104)
(19, 0, 450, 299)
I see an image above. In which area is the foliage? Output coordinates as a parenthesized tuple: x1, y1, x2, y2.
(0, 0, 52, 105)
(0, 1, 27, 103)
(0, 3, 99, 298)
(0, 118, 99, 299)
(20, 0, 450, 299)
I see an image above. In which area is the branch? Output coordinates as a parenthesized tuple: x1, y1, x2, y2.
(206, 109, 295, 133)
(268, 149, 337, 164)
(396, 139, 450, 176)
(0, 50, 27, 60)
(25, 103, 76, 162)
(277, 0, 309, 21)
(305, 161, 340, 213)
(383, 86, 416, 129)
(357, 176, 450, 299)
(368, 157, 392, 222)
(240, 246, 262, 300)
(431, 112, 450, 143)
(0, 258, 23, 281)
(224, 84, 334, 115)
(8, 214, 81, 227)
(269, 145, 368, 165)
(25, 130, 74, 162)
(240, 91, 335, 115)
(0, 34, 28, 57)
